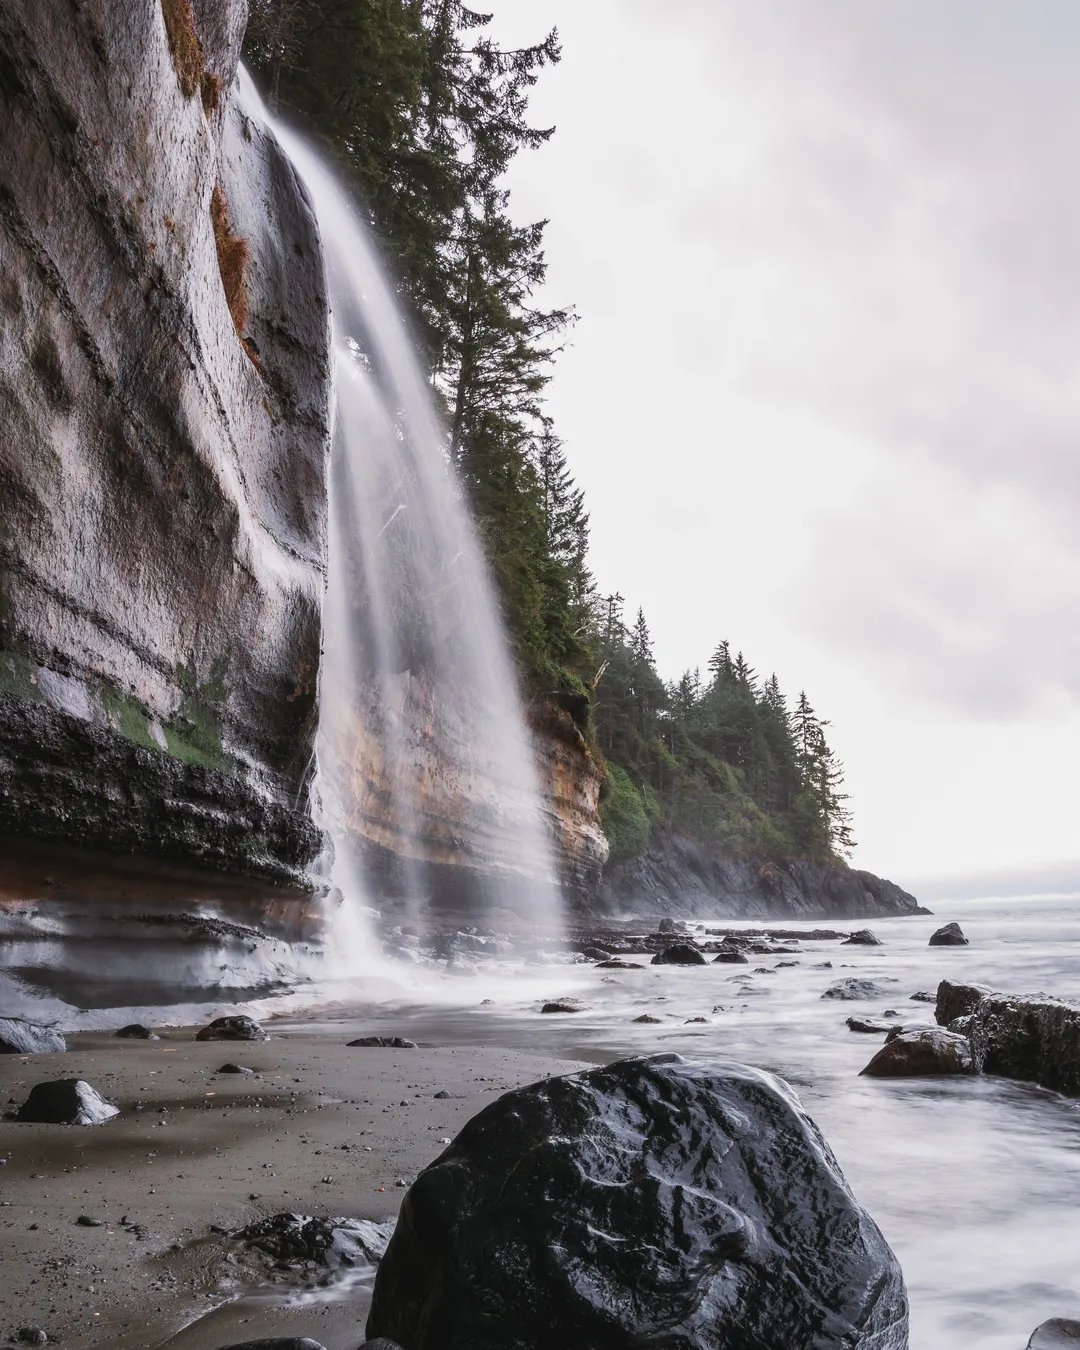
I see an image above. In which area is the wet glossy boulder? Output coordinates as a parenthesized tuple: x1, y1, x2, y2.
(196, 1015, 269, 1042)
(928, 922, 968, 947)
(115, 1024, 158, 1040)
(233, 1212, 392, 1270)
(842, 929, 882, 946)
(365, 1054, 908, 1350)
(860, 1027, 974, 1078)
(650, 943, 707, 966)
(712, 948, 750, 965)
(14, 1079, 119, 1124)
(541, 999, 589, 1014)
(0, 1019, 66, 1054)
(965, 992, 1080, 1096)
(934, 980, 993, 1026)
(1028, 1320, 1080, 1348)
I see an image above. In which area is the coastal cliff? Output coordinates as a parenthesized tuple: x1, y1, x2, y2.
(600, 831, 924, 920)
(0, 0, 331, 883)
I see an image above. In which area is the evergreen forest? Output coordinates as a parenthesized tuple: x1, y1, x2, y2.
(243, 0, 855, 868)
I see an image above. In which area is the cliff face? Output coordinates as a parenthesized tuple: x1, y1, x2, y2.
(0, 0, 332, 882)
(600, 832, 924, 921)
(530, 701, 608, 912)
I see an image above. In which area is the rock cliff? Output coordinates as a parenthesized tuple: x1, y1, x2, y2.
(600, 831, 924, 920)
(0, 0, 332, 883)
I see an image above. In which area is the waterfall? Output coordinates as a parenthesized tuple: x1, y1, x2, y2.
(236, 71, 562, 943)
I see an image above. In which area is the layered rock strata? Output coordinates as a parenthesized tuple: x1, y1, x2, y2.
(0, 0, 331, 883)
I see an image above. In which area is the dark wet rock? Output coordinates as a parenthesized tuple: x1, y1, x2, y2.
(776, 960, 800, 968)
(578, 946, 610, 962)
(366, 1054, 907, 1349)
(684, 1017, 708, 1024)
(16, 1332, 48, 1347)
(657, 918, 678, 934)
(928, 922, 968, 946)
(650, 943, 707, 966)
(357, 1341, 407, 1350)
(115, 1024, 159, 1040)
(595, 959, 645, 969)
(712, 949, 750, 964)
(823, 979, 885, 1001)
(963, 991, 1080, 1096)
(632, 1014, 662, 1024)
(847, 1017, 903, 1034)
(76, 1214, 104, 1226)
(541, 1000, 589, 1014)
(1028, 1319, 1080, 1348)
(0, 1018, 66, 1054)
(196, 1016, 269, 1042)
(910, 991, 935, 1002)
(233, 1212, 393, 1270)
(216, 1340, 328, 1350)
(842, 929, 882, 946)
(15, 1079, 119, 1125)
(433, 1090, 450, 1099)
(815, 960, 834, 969)
(347, 1037, 418, 1049)
(884, 1022, 936, 1042)
(860, 1027, 974, 1078)
(934, 980, 994, 1027)
(217, 1062, 254, 1074)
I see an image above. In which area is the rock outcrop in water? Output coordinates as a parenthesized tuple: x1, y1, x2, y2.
(600, 832, 924, 920)
(0, 0, 331, 884)
(936, 980, 1080, 1096)
(366, 1054, 908, 1349)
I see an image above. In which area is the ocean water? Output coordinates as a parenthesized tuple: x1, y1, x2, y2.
(281, 894, 1080, 1350)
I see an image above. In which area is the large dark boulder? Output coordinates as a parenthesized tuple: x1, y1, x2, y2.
(650, 943, 707, 966)
(1028, 1320, 1080, 1348)
(14, 1079, 119, 1124)
(196, 1015, 268, 1042)
(842, 929, 882, 946)
(712, 949, 750, 964)
(928, 922, 968, 947)
(934, 980, 993, 1027)
(965, 992, 1080, 1096)
(859, 1027, 974, 1078)
(0, 1018, 66, 1054)
(365, 1054, 908, 1349)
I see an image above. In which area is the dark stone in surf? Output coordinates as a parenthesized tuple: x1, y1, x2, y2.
(823, 979, 885, 1001)
(1028, 1320, 1080, 1348)
(541, 1000, 589, 1014)
(712, 949, 749, 965)
(842, 930, 882, 946)
(934, 980, 993, 1027)
(365, 1054, 908, 1349)
(633, 1014, 662, 1024)
(651, 943, 707, 966)
(928, 922, 968, 946)
(15, 1079, 118, 1125)
(115, 1024, 158, 1039)
(595, 960, 645, 969)
(196, 1016, 268, 1042)
(860, 1027, 974, 1078)
(0, 1019, 66, 1054)
(347, 1037, 418, 1048)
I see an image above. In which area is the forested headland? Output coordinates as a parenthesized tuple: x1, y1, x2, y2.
(244, 0, 854, 870)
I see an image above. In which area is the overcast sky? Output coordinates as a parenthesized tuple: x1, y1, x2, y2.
(485, 1, 1080, 893)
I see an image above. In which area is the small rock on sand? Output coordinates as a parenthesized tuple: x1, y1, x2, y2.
(0, 1019, 66, 1055)
(195, 1016, 268, 1042)
(348, 1037, 418, 1049)
(115, 1024, 159, 1039)
(14, 1079, 119, 1125)
(217, 1062, 254, 1074)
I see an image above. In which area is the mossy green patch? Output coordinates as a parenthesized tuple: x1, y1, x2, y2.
(166, 658, 231, 772)
(0, 650, 42, 701)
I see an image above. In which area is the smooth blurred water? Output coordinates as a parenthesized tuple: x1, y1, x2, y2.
(280, 895, 1080, 1350)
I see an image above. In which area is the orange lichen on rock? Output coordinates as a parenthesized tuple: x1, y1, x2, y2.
(160, 0, 204, 100)
(210, 182, 250, 337)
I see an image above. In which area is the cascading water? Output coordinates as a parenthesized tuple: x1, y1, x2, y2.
(236, 71, 562, 950)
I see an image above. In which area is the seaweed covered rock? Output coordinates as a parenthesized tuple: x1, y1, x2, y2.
(365, 1054, 908, 1349)
(0, 1019, 66, 1054)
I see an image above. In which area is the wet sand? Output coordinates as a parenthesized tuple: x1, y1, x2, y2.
(0, 1026, 587, 1349)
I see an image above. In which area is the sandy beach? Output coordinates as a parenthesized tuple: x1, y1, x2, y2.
(0, 1027, 588, 1350)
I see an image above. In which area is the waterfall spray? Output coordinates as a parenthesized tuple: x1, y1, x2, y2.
(236, 71, 562, 952)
